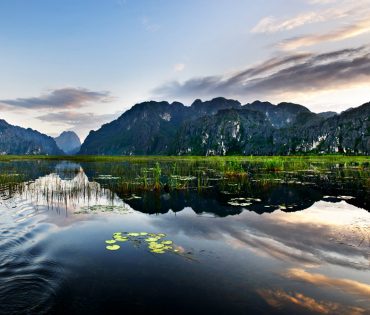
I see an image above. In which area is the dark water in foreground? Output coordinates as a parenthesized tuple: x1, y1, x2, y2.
(0, 159, 369, 314)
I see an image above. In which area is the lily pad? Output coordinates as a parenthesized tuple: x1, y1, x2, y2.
(161, 240, 173, 245)
(115, 238, 128, 242)
(105, 231, 179, 255)
(145, 237, 159, 242)
(151, 249, 165, 254)
(150, 243, 164, 248)
(127, 232, 140, 237)
(106, 244, 120, 250)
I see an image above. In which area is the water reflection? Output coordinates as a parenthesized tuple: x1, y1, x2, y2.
(3, 165, 130, 221)
(4, 165, 370, 271)
(150, 201, 370, 270)
(258, 289, 367, 315)
(0, 161, 369, 314)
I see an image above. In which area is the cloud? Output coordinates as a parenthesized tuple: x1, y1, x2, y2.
(36, 110, 121, 139)
(251, 1, 367, 34)
(153, 46, 370, 101)
(37, 111, 117, 125)
(283, 268, 370, 298)
(252, 12, 326, 34)
(308, 0, 337, 3)
(141, 17, 160, 32)
(279, 18, 370, 50)
(258, 289, 367, 315)
(0, 88, 112, 110)
(151, 200, 370, 270)
(174, 63, 185, 72)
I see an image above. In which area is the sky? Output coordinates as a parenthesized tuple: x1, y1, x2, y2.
(0, 0, 369, 140)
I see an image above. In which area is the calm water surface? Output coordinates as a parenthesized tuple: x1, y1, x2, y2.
(0, 159, 369, 314)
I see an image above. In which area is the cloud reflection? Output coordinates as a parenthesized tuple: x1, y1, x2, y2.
(151, 201, 370, 270)
(283, 268, 370, 298)
(258, 289, 367, 314)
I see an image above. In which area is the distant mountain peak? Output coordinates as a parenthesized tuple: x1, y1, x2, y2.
(54, 131, 81, 155)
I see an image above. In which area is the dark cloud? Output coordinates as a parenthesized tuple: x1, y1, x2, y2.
(153, 46, 370, 100)
(0, 88, 112, 109)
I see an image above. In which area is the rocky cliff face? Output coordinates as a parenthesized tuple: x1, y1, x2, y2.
(244, 101, 310, 128)
(54, 131, 81, 154)
(0, 119, 63, 155)
(79, 98, 370, 155)
(79, 97, 241, 155)
(274, 102, 370, 154)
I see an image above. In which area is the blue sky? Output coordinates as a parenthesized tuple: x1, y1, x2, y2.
(0, 0, 369, 139)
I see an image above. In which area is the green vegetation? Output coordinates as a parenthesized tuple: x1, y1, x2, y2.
(0, 154, 368, 165)
(105, 232, 180, 254)
(0, 155, 368, 196)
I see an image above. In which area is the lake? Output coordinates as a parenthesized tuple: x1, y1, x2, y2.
(0, 157, 369, 314)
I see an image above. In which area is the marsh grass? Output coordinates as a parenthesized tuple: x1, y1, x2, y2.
(0, 155, 368, 196)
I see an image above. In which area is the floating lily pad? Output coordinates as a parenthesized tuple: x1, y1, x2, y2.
(115, 238, 128, 242)
(105, 231, 180, 255)
(161, 240, 173, 245)
(149, 243, 164, 249)
(145, 237, 159, 242)
(127, 232, 140, 237)
(106, 244, 120, 250)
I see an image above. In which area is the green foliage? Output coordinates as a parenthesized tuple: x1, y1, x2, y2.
(106, 231, 179, 255)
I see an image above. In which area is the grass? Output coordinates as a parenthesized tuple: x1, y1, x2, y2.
(0, 154, 368, 164)
(0, 155, 370, 198)
(0, 154, 368, 194)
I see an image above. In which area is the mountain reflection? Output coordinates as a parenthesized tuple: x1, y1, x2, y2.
(3, 165, 369, 271)
(3, 164, 130, 218)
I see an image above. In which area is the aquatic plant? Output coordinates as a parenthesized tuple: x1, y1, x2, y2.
(105, 231, 180, 254)
(153, 162, 162, 190)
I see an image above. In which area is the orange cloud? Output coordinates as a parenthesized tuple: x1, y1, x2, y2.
(283, 268, 370, 298)
(279, 18, 370, 50)
(258, 289, 367, 314)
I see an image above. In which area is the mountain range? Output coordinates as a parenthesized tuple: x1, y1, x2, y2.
(0, 119, 63, 155)
(79, 97, 370, 155)
(0, 97, 369, 155)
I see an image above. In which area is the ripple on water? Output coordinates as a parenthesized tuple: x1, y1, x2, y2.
(0, 197, 65, 314)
